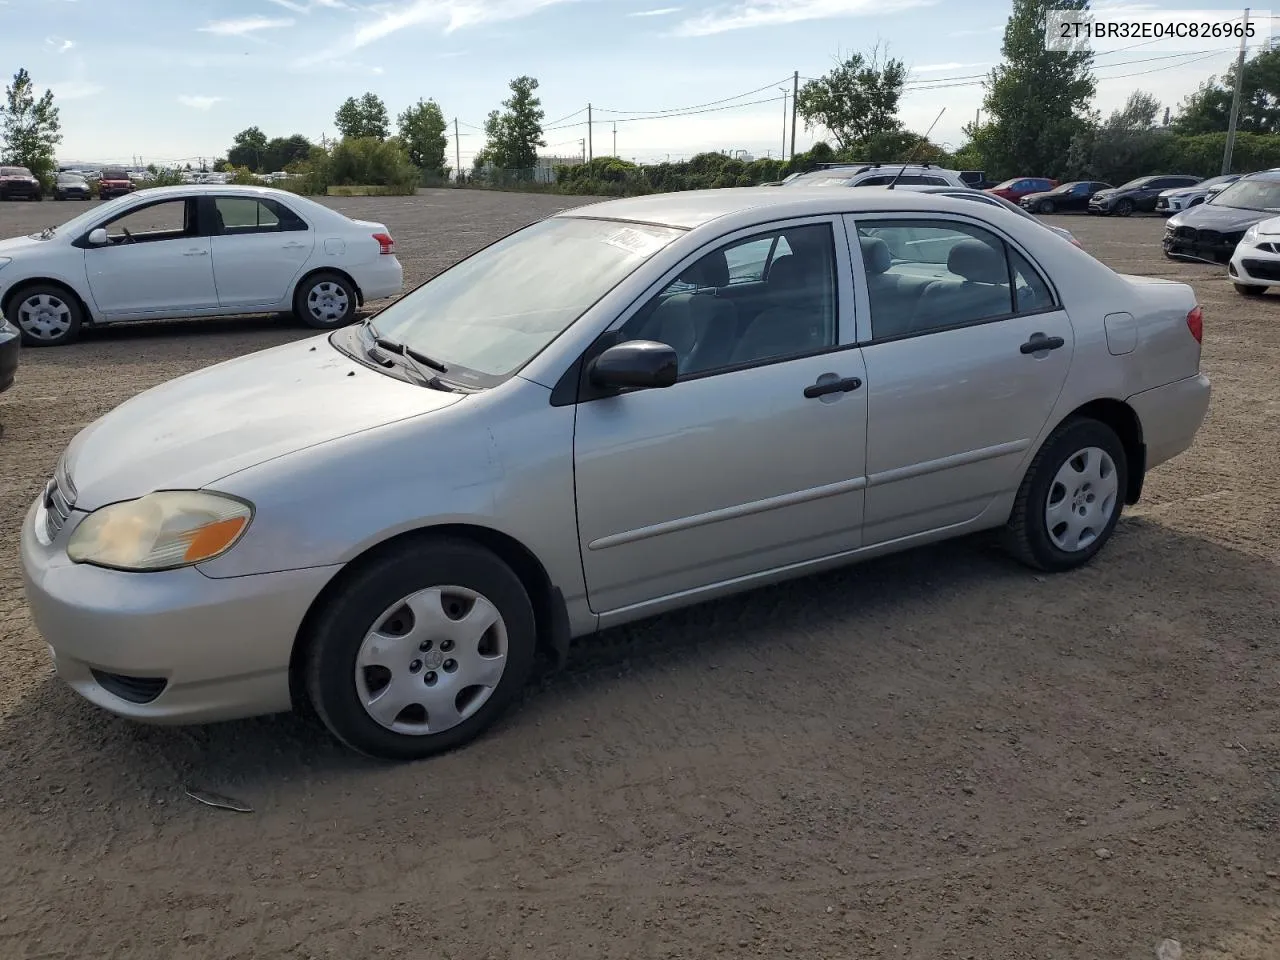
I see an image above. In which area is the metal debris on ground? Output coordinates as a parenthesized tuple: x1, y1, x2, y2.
(185, 787, 253, 813)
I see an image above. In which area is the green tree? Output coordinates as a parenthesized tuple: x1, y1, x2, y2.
(397, 98, 449, 174)
(482, 76, 546, 172)
(262, 134, 315, 172)
(1173, 46, 1280, 135)
(967, 0, 1097, 179)
(795, 46, 908, 154)
(1069, 89, 1168, 183)
(335, 93, 390, 140)
(226, 126, 269, 171)
(0, 68, 62, 185)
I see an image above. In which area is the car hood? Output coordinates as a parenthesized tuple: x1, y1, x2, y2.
(1091, 188, 1126, 200)
(1160, 185, 1206, 199)
(0, 234, 52, 255)
(1166, 203, 1271, 231)
(62, 334, 467, 510)
(1021, 190, 1060, 202)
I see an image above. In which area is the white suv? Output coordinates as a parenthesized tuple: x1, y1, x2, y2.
(784, 163, 970, 188)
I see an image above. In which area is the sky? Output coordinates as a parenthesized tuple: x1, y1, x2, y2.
(0, 0, 1266, 168)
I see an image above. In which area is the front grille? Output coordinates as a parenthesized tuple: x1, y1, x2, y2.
(91, 671, 168, 704)
(1197, 229, 1222, 243)
(42, 469, 75, 540)
(1258, 242, 1280, 254)
(1242, 258, 1280, 281)
(1174, 226, 1197, 240)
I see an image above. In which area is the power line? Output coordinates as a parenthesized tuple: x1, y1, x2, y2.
(544, 106, 588, 126)
(543, 94, 788, 133)
(591, 76, 795, 116)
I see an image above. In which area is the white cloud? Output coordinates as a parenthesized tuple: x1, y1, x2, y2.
(913, 62, 986, 73)
(50, 81, 103, 100)
(198, 16, 295, 36)
(673, 0, 934, 36)
(178, 95, 224, 110)
(629, 6, 681, 14)
(266, 0, 309, 10)
(349, 0, 578, 46)
(949, 25, 1001, 37)
(267, 0, 352, 10)
(44, 36, 75, 53)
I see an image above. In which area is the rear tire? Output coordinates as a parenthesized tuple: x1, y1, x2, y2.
(1003, 418, 1128, 573)
(293, 271, 357, 329)
(7, 284, 85, 347)
(304, 538, 538, 761)
(1234, 282, 1266, 296)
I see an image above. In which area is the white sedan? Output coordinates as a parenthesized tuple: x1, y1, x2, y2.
(1228, 215, 1280, 295)
(0, 185, 403, 346)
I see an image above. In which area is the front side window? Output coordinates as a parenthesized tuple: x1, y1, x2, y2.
(620, 223, 838, 377)
(102, 199, 194, 244)
(857, 219, 1055, 340)
(369, 216, 683, 385)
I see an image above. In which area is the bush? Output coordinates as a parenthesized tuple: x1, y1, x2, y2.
(329, 136, 418, 191)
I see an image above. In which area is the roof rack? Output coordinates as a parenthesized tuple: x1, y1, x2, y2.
(815, 161, 936, 170)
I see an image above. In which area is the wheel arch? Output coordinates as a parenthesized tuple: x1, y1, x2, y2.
(1, 276, 96, 326)
(293, 265, 364, 309)
(1047, 398, 1146, 504)
(288, 523, 571, 710)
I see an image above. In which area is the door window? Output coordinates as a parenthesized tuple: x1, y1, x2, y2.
(856, 219, 1057, 340)
(620, 223, 838, 376)
(212, 196, 307, 235)
(101, 199, 195, 245)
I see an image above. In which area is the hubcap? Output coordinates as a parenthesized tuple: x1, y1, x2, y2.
(1045, 446, 1118, 552)
(354, 586, 508, 736)
(16, 293, 72, 341)
(307, 281, 349, 323)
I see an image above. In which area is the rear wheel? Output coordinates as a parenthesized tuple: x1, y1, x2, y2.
(1235, 282, 1266, 296)
(304, 538, 538, 760)
(293, 271, 357, 329)
(1003, 418, 1128, 572)
(7, 284, 84, 347)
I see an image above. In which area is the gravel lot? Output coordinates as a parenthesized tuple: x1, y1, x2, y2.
(1, 191, 1278, 960)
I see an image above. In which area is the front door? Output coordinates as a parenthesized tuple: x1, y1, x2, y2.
(84, 197, 218, 317)
(207, 195, 315, 308)
(573, 218, 869, 614)
(848, 215, 1074, 544)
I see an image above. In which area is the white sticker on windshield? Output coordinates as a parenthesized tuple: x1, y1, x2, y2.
(603, 227, 666, 258)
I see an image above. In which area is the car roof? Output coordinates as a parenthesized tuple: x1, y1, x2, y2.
(556, 186, 1024, 230)
(108, 183, 317, 201)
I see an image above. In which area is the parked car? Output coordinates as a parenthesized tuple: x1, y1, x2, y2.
(0, 310, 18, 395)
(0, 185, 403, 346)
(1089, 175, 1202, 216)
(1227, 213, 1280, 294)
(18, 188, 1211, 760)
(1163, 171, 1280, 263)
(0, 166, 43, 201)
(1155, 174, 1241, 215)
(1020, 180, 1113, 214)
(887, 184, 1083, 246)
(96, 168, 135, 200)
(783, 163, 970, 188)
(51, 172, 91, 201)
(985, 177, 1058, 202)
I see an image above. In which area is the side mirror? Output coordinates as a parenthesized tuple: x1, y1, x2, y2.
(587, 340, 678, 391)
(87, 228, 108, 246)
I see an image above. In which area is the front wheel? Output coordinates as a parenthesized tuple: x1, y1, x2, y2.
(1038, 199, 1055, 214)
(1114, 198, 1135, 217)
(1235, 282, 1266, 296)
(8, 284, 85, 347)
(305, 538, 538, 760)
(293, 271, 357, 329)
(1003, 418, 1128, 572)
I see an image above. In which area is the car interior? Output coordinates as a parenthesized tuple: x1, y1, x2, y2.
(100, 198, 200, 245)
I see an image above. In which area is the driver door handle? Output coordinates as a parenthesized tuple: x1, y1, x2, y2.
(804, 376, 862, 399)
(282, 242, 307, 250)
(1020, 332, 1065, 354)
(183, 248, 210, 257)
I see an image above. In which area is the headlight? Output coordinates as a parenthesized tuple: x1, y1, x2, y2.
(67, 490, 253, 571)
(1243, 224, 1260, 244)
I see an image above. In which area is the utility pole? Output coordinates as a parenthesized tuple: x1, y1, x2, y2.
(779, 87, 789, 160)
(580, 138, 586, 163)
(454, 117, 461, 180)
(790, 70, 798, 160)
(1223, 7, 1250, 175)
(613, 122, 617, 158)
(587, 103, 593, 163)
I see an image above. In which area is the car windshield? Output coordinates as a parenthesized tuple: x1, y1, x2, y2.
(1116, 177, 1154, 190)
(41, 193, 137, 236)
(994, 179, 1020, 189)
(367, 216, 683, 385)
(2, 166, 32, 177)
(57, 173, 84, 182)
(1209, 178, 1280, 211)
(1052, 181, 1085, 193)
(1200, 174, 1238, 188)
(103, 170, 128, 179)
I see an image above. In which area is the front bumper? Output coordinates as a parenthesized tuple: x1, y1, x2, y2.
(1162, 227, 1242, 263)
(1088, 200, 1112, 214)
(1228, 245, 1280, 285)
(1155, 198, 1183, 214)
(1127, 373, 1211, 473)
(20, 496, 341, 724)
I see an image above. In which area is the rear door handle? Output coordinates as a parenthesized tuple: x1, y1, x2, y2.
(184, 248, 209, 257)
(282, 242, 307, 250)
(1020, 333, 1065, 354)
(804, 376, 862, 399)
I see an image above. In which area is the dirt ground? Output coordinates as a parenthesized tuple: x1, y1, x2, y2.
(0, 191, 1277, 960)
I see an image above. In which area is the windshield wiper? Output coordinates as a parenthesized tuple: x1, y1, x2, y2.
(359, 318, 457, 390)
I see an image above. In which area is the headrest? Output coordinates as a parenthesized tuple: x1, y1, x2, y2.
(767, 254, 802, 287)
(680, 250, 729, 288)
(948, 239, 1007, 284)
(859, 236, 892, 274)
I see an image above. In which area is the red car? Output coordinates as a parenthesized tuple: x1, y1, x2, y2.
(97, 167, 136, 200)
(986, 177, 1058, 202)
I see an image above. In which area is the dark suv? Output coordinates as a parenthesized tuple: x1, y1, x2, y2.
(97, 167, 135, 200)
(1088, 175, 1201, 216)
(0, 166, 42, 201)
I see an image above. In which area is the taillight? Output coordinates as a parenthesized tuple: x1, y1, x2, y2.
(1070, 237, 1083, 248)
(1186, 305, 1203, 343)
(373, 232, 394, 255)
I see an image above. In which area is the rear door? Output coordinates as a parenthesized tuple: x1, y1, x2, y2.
(206, 195, 315, 308)
(847, 214, 1074, 544)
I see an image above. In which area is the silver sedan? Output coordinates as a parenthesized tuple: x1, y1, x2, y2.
(19, 188, 1212, 760)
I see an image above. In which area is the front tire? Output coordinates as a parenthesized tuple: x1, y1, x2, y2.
(304, 538, 538, 761)
(1114, 198, 1134, 217)
(293, 271, 357, 329)
(1003, 418, 1128, 572)
(1235, 282, 1266, 296)
(7, 284, 85, 347)
(1038, 199, 1056, 214)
